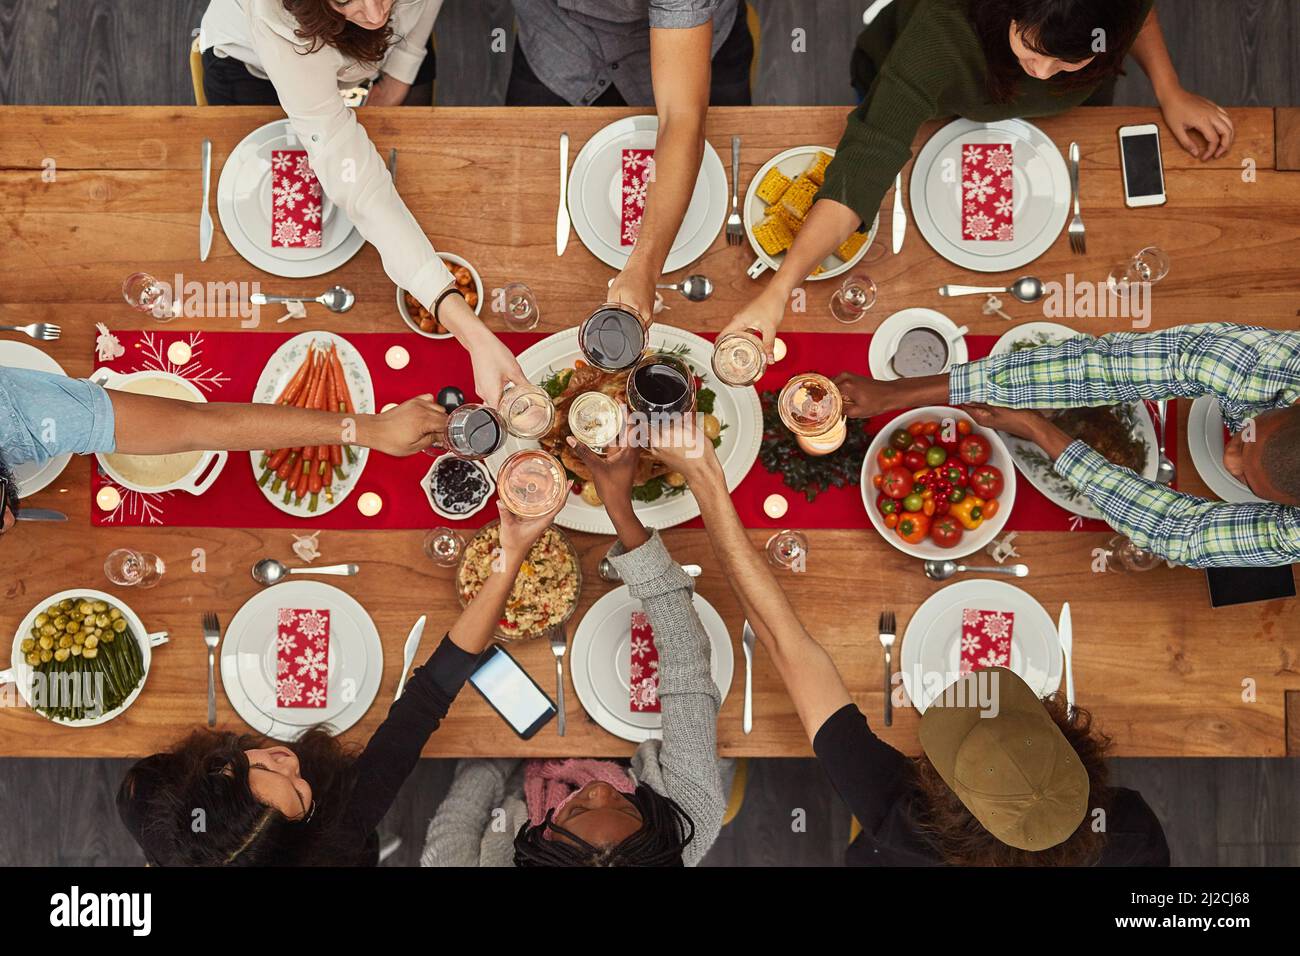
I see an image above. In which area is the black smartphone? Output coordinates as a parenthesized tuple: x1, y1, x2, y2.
(469, 645, 556, 739)
(1206, 565, 1296, 608)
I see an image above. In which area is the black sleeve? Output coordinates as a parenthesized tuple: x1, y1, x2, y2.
(812, 703, 914, 835)
(1099, 788, 1172, 867)
(344, 633, 479, 838)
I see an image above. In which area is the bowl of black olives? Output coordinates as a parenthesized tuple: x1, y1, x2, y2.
(421, 454, 494, 521)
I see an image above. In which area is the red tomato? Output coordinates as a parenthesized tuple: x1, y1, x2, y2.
(902, 450, 928, 471)
(909, 434, 932, 452)
(907, 421, 927, 436)
(876, 446, 903, 471)
(929, 515, 964, 548)
(880, 466, 914, 499)
(970, 464, 1004, 499)
(958, 434, 991, 467)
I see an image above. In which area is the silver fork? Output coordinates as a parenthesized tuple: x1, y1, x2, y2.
(725, 136, 744, 246)
(1067, 141, 1085, 255)
(878, 610, 896, 727)
(201, 612, 221, 727)
(0, 323, 61, 341)
(549, 625, 567, 736)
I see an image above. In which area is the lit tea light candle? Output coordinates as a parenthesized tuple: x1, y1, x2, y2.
(763, 494, 788, 519)
(357, 491, 383, 517)
(166, 340, 192, 365)
(385, 345, 410, 370)
(95, 486, 121, 512)
(771, 337, 788, 363)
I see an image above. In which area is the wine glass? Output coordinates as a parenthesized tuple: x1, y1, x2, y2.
(711, 331, 767, 387)
(501, 282, 540, 332)
(1107, 246, 1170, 294)
(778, 373, 846, 455)
(765, 530, 809, 572)
(1103, 534, 1165, 572)
(568, 391, 624, 453)
(578, 303, 648, 372)
(122, 273, 177, 322)
(496, 449, 567, 518)
(445, 404, 506, 460)
(104, 548, 166, 589)
(829, 274, 877, 324)
(423, 527, 465, 567)
(627, 352, 696, 419)
(497, 383, 555, 440)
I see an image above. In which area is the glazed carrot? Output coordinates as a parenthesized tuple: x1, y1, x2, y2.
(330, 345, 355, 414)
(268, 447, 293, 471)
(276, 351, 313, 405)
(295, 468, 309, 500)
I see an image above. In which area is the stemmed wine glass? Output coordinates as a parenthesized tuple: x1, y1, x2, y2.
(497, 383, 555, 441)
(627, 352, 696, 423)
(829, 274, 877, 325)
(578, 302, 648, 372)
(444, 403, 506, 460)
(122, 273, 178, 322)
(423, 527, 465, 567)
(568, 391, 624, 454)
(496, 449, 567, 518)
(765, 530, 809, 572)
(711, 331, 767, 387)
(777, 373, 846, 455)
(104, 548, 166, 589)
(501, 282, 540, 332)
(1107, 246, 1170, 294)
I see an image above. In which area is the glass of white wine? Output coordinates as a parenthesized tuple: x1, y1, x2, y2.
(497, 449, 567, 518)
(497, 383, 555, 441)
(568, 391, 623, 454)
(711, 331, 767, 387)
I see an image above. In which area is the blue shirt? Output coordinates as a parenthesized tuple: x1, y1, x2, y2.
(0, 367, 117, 468)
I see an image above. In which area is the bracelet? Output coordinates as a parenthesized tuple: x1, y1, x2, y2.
(433, 286, 465, 323)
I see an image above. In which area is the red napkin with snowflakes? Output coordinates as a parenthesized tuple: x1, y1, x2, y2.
(276, 608, 330, 708)
(629, 611, 660, 713)
(961, 143, 1015, 242)
(620, 148, 654, 247)
(960, 608, 1014, 676)
(271, 149, 324, 248)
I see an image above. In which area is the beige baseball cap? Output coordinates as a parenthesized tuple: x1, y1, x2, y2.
(918, 667, 1089, 852)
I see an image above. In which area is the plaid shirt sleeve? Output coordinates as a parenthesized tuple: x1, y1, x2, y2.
(1054, 441, 1300, 567)
(950, 323, 1300, 430)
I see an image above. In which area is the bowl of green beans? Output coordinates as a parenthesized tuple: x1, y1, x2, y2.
(0, 589, 168, 726)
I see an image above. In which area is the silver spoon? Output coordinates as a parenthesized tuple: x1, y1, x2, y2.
(251, 285, 356, 313)
(923, 560, 1029, 581)
(656, 275, 713, 302)
(1154, 399, 1176, 485)
(252, 558, 360, 585)
(938, 276, 1044, 304)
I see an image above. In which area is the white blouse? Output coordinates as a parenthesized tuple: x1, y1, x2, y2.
(200, 0, 454, 307)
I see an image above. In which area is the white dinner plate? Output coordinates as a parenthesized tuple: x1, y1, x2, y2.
(248, 331, 374, 518)
(217, 119, 365, 278)
(220, 580, 383, 739)
(910, 118, 1069, 273)
(867, 308, 968, 381)
(567, 115, 727, 273)
(988, 322, 1158, 519)
(742, 145, 880, 281)
(1186, 395, 1266, 504)
(0, 341, 73, 498)
(570, 585, 734, 743)
(497, 326, 762, 534)
(900, 579, 1061, 714)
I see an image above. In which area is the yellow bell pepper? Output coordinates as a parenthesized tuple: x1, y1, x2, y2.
(949, 495, 989, 530)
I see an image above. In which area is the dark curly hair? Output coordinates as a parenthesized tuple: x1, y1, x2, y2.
(281, 0, 405, 64)
(513, 784, 695, 867)
(968, 0, 1149, 103)
(116, 728, 367, 866)
(909, 692, 1113, 866)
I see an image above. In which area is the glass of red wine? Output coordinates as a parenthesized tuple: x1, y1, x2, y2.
(445, 403, 506, 461)
(578, 302, 648, 373)
(627, 352, 696, 420)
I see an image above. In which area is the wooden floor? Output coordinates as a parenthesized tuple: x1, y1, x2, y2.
(1, 0, 1298, 866)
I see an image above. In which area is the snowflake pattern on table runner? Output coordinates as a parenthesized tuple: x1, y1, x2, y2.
(961, 143, 1014, 242)
(271, 149, 324, 249)
(276, 608, 331, 708)
(620, 148, 654, 247)
(959, 607, 1015, 675)
(629, 610, 661, 713)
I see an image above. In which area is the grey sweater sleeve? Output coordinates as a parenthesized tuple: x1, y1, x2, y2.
(608, 532, 725, 867)
(421, 758, 521, 867)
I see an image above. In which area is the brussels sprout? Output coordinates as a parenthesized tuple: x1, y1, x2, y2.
(54, 648, 70, 662)
(39, 649, 53, 663)
(20, 638, 34, 654)
(95, 614, 110, 629)
(112, 618, 127, 634)
(70, 644, 83, 657)
(109, 608, 122, 621)
(25, 652, 40, 666)
(92, 601, 108, 613)
(84, 635, 99, 649)
(38, 635, 54, 651)
(57, 635, 72, 649)
(34, 614, 48, 629)
(83, 647, 99, 660)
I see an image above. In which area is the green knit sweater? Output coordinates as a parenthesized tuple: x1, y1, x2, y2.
(818, 0, 1153, 223)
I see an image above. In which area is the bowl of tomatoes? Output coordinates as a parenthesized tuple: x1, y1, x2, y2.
(860, 406, 1016, 560)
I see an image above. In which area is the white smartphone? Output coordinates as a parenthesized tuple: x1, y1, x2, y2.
(469, 645, 556, 739)
(1117, 123, 1167, 207)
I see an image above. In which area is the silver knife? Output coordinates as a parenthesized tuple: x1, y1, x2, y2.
(1057, 602, 1075, 714)
(556, 132, 570, 256)
(741, 620, 755, 735)
(891, 172, 906, 254)
(16, 508, 68, 522)
(200, 139, 213, 262)
(393, 614, 427, 701)
(387, 147, 397, 185)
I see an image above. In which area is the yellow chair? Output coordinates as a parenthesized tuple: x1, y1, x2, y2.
(745, 2, 760, 90)
(849, 815, 862, 844)
(189, 35, 207, 106)
(721, 757, 749, 826)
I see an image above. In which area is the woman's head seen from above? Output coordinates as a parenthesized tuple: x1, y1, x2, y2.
(513, 782, 695, 867)
(282, 0, 400, 62)
(970, 0, 1149, 101)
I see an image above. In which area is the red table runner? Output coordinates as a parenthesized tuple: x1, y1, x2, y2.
(89, 328, 1175, 534)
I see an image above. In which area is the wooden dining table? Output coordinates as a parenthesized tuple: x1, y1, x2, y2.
(1, 104, 1298, 760)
